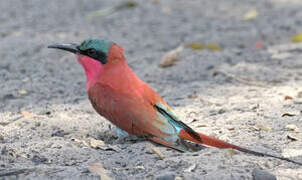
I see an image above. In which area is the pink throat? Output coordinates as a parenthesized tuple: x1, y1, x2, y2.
(76, 55, 103, 91)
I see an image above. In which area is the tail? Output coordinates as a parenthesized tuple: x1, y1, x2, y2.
(154, 103, 302, 165)
(179, 129, 302, 166)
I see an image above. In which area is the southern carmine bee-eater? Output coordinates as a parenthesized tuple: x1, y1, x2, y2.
(49, 39, 301, 165)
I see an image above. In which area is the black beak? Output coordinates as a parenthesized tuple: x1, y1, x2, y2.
(48, 43, 80, 54)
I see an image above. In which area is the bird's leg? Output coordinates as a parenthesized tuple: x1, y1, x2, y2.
(115, 126, 130, 142)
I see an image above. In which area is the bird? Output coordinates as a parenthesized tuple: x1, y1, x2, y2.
(48, 38, 301, 165)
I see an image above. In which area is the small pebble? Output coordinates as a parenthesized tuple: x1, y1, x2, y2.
(51, 130, 69, 137)
(252, 169, 276, 180)
(285, 124, 298, 131)
(156, 173, 175, 180)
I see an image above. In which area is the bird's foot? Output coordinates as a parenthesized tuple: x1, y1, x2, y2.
(115, 127, 130, 143)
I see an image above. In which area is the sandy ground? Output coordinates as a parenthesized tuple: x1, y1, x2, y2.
(1, 0, 302, 179)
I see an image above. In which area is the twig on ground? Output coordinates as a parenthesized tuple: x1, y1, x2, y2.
(0, 168, 35, 177)
(214, 71, 271, 88)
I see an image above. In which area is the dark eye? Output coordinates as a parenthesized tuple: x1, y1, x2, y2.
(87, 48, 97, 57)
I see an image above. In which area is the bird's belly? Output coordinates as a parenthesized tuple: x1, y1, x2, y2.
(88, 95, 146, 136)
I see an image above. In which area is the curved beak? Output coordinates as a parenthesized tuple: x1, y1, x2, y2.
(48, 43, 80, 54)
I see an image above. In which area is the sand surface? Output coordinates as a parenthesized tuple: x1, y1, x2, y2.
(0, 0, 302, 179)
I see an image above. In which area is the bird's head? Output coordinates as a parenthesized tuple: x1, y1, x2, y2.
(48, 38, 125, 88)
(49, 38, 125, 65)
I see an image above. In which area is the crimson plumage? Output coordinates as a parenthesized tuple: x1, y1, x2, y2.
(48, 39, 302, 165)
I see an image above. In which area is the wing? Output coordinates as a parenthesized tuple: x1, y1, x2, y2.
(139, 83, 203, 143)
(154, 102, 201, 142)
(87, 83, 179, 141)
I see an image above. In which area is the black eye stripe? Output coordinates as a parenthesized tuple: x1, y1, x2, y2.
(87, 48, 97, 56)
(81, 48, 108, 64)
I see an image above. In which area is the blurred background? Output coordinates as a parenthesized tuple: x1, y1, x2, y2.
(0, 0, 302, 179)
